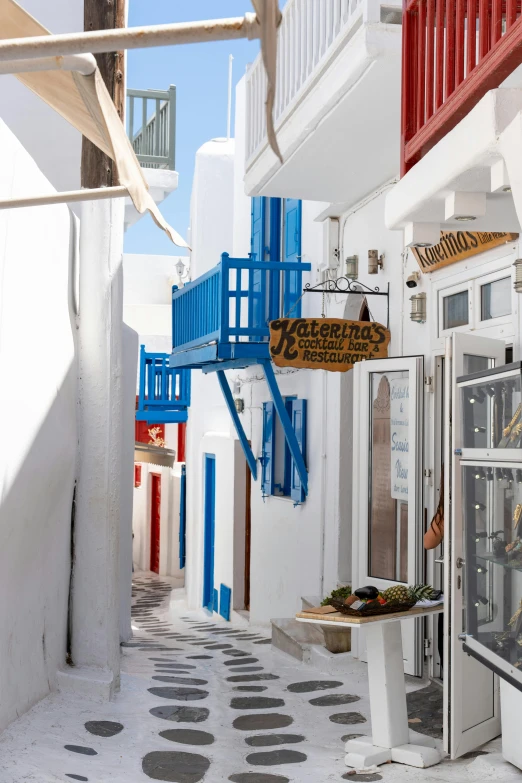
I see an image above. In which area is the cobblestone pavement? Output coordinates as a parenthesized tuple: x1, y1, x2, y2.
(0, 573, 517, 782)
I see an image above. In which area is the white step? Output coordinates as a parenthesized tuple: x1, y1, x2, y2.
(271, 617, 324, 661)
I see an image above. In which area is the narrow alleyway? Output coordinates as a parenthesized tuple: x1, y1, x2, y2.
(0, 573, 516, 783)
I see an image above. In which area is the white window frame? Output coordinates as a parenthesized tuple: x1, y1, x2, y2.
(432, 245, 517, 344)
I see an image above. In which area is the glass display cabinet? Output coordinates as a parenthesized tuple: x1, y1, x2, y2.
(457, 361, 522, 691)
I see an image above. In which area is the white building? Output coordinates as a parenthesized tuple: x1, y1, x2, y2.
(0, 0, 181, 734)
(176, 0, 522, 772)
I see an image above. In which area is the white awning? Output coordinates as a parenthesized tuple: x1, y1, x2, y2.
(0, 0, 283, 243)
(0, 0, 188, 247)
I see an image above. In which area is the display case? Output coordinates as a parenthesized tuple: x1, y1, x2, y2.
(457, 361, 522, 691)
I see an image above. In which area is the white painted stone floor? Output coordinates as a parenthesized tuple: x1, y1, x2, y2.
(0, 571, 518, 783)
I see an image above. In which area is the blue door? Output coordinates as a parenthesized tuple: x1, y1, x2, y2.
(202, 455, 216, 611)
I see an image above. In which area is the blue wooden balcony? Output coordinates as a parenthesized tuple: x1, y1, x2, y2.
(136, 347, 191, 424)
(170, 253, 311, 371)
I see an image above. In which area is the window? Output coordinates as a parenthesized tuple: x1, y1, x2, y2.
(438, 264, 514, 337)
(481, 276, 511, 321)
(261, 398, 307, 503)
(443, 290, 469, 330)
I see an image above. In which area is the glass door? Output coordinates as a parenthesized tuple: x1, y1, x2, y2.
(444, 333, 504, 757)
(352, 356, 424, 675)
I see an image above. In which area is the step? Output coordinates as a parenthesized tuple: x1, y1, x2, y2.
(301, 595, 322, 610)
(271, 617, 324, 662)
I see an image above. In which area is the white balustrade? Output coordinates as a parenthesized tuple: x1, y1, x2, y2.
(246, 0, 394, 163)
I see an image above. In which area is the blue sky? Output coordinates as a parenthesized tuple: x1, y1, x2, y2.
(125, 1, 261, 256)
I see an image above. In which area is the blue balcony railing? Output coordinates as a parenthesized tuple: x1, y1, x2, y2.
(170, 253, 311, 369)
(137, 347, 190, 424)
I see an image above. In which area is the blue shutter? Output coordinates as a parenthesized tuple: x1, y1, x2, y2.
(250, 197, 266, 337)
(283, 199, 302, 317)
(219, 584, 231, 621)
(261, 401, 275, 496)
(289, 399, 307, 503)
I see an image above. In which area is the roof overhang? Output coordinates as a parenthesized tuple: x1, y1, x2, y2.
(385, 89, 522, 240)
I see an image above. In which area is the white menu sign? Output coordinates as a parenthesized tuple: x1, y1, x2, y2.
(390, 377, 409, 500)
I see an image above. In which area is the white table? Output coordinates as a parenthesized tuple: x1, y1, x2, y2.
(296, 604, 444, 770)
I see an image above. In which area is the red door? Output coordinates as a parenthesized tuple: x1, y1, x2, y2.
(150, 473, 161, 573)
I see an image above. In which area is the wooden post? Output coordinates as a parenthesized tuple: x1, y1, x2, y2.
(81, 0, 125, 188)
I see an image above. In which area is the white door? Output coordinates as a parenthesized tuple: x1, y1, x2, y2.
(444, 332, 504, 757)
(352, 356, 424, 676)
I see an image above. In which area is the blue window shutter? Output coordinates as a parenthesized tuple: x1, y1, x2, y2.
(290, 399, 307, 503)
(219, 584, 231, 621)
(283, 199, 302, 317)
(261, 401, 275, 496)
(250, 196, 267, 337)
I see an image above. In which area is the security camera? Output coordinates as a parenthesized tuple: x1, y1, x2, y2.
(406, 271, 420, 289)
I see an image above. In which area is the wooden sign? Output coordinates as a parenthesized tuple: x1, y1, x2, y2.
(269, 318, 390, 372)
(412, 231, 518, 273)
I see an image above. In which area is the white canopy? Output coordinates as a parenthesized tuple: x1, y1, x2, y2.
(0, 0, 282, 245)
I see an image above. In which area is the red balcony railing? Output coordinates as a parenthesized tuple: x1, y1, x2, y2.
(402, 0, 522, 175)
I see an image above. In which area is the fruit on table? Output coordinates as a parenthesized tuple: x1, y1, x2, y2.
(354, 586, 380, 600)
(382, 584, 435, 603)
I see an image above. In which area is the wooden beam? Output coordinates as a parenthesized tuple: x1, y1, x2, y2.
(81, 0, 125, 189)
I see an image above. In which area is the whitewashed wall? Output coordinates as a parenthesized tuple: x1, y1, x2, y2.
(0, 119, 77, 731)
(120, 324, 139, 641)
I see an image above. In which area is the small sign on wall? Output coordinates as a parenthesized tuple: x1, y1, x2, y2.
(390, 378, 409, 500)
(411, 231, 518, 273)
(269, 318, 390, 372)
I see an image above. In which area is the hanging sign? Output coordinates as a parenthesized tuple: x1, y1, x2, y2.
(389, 378, 409, 500)
(411, 231, 518, 273)
(269, 318, 390, 372)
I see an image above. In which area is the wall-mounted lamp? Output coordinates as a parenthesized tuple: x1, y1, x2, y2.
(368, 249, 384, 274)
(234, 398, 245, 414)
(410, 292, 426, 323)
(345, 255, 358, 278)
(513, 259, 522, 293)
(175, 258, 190, 281)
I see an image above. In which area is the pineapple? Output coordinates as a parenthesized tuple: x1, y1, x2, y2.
(408, 584, 435, 602)
(382, 583, 435, 604)
(382, 584, 410, 603)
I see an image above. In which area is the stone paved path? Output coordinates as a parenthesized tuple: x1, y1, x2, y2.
(0, 573, 516, 782)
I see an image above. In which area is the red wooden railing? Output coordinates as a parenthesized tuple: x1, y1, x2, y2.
(402, 0, 522, 175)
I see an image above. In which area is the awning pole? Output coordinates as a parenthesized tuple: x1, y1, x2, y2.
(0, 186, 128, 210)
(0, 15, 260, 63)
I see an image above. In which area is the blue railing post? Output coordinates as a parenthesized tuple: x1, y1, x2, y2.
(138, 345, 147, 409)
(219, 253, 230, 344)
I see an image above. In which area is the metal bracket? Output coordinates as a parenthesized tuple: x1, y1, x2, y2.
(216, 370, 257, 481)
(303, 278, 390, 329)
(259, 359, 308, 496)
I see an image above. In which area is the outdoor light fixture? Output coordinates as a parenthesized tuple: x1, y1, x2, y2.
(496, 468, 505, 482)
(474, 502, 486, 511)
(476, 564, 488, 574)
(475, 531, 488, 542)
(517, 469, 522, 484)
(474, 426, 486, 433)
(474, 468, 486, 480)
(234, 398, 245, 414)
(513, 259, 522, 293)
(410, 292, 426, 323)
(406, 271, 420, 289)
(175, 258, 190, 281)
(474, 596, 489, 607)
(345, 255, 358, 278)
(504, 469, 514, 483)
(368, 249, 384, 274)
